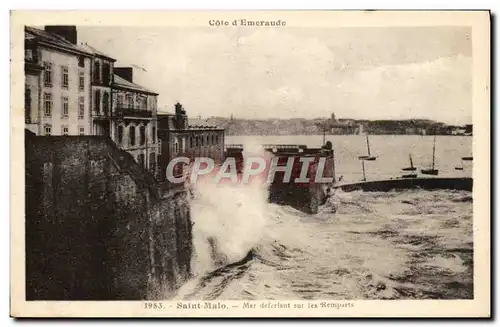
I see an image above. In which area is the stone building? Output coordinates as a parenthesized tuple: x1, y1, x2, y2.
(111, 67, 159, 176)
(78, 43, 116, 137)
(24, 26, 93, 136)
(157, 103, 225, 181)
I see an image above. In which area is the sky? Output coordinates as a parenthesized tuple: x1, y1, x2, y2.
(78, 26, 472, 125)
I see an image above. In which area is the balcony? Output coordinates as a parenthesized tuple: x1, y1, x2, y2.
(24, 53, 43, 73)
(93, 113, 111, 120)
(93, 107, 111, 120)
(114, 106, 152, 119)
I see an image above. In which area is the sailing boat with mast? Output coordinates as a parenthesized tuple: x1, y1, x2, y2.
(401, 153, 417, 178)
(421, 136, 439, 175)
(402, 154, 416, 171)
(358, 135, 377, 161)
(360, 159, 367, 181)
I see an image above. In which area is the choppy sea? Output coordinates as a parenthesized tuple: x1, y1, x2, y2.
(173, 135, 473, 300)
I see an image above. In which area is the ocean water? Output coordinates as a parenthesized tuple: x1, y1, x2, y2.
(173, 135, 473, 300)
(226, 135, 473, 183)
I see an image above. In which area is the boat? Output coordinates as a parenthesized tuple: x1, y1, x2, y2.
(358, 135, 377, 161)
(421, 136, 439, 176)
(462, 156, 473, 161)
(401, 173, 418, 178)
(360, 158, 367, 181)
(402, 154, 417, 171)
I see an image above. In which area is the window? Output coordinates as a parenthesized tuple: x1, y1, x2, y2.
(190, 136, 193, 148)
(130, 126, 136, 146)
(216, 135, 219, 144)
(61, 66, 69, 88)
(138, 154, 145, 168)
(78, 126, 85, 135)
(44, 93, 52, 116)
(62, 125, 69, 135)
(43, 62, 52, 87)
(79, 72, 85, 90)
(94, 61, 100, 83)
(117, 94, 124, 107)
(44, 124, 51, 136)
(117, 125, 123, 145)
(141, 97, 147, 110)
(94, 89, 101, 114)
(78, 56, 85, 67)
(25, 49, 33, 61)
(140, 126, 146, 145)
(126, 94, 134, 108)
(25, 88, 31, 123)
(173, 137, 179, 154)
(61, 97, 69, 117)
(150, 97, 156, 111)
(102, 92, 109, 116)
(149, 152, 156, 172)
(78, 96, 85, 119)
(212, 134, 215, 144)
(152, 126, 156, 143)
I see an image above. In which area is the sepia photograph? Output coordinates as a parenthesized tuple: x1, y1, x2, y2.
(10, 10, 490, 318)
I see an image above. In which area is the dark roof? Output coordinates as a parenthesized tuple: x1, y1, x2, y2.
(188, 118, 223, 130)
(157, 112, 175, 117)
(25, 26, 92, 57)
(79, 43, 116, 62)
(112, 74, 158, 95)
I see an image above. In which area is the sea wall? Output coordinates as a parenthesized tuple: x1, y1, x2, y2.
(25, 132, 192, 300)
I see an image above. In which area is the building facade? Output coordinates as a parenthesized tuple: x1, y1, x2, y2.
(111, 68, 159, 176)
(157, 103, 225, 181)
(24, 26, 227, 182)
(25, 26, 93, 136)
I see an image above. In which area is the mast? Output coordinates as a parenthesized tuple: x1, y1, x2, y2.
(322, 122, 326, 146)
(361, 159, 366, 181)
(366, 135, 371, 156)
(409, 154, 414, 168)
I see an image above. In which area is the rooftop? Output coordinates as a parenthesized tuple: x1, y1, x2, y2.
(188, 118, 223, 130)
(112, 74, 158, 95)
(79, 42, 117, 62)
(25, 26, 92, 57)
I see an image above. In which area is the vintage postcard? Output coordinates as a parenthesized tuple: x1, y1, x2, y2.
(10, 10, 490, 318)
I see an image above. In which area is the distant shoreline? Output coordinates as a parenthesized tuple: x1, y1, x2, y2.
(191, 117, 472, 137)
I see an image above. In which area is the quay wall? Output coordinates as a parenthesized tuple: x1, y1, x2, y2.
(25, 132, 192, 300)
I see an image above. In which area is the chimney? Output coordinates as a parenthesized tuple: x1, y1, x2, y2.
(44, 26, 77, 44)
(175, 102, 183, 116)
(114, 67, 133, 83)
(175, 103, 188, 129)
